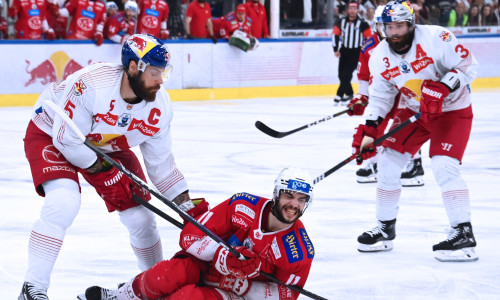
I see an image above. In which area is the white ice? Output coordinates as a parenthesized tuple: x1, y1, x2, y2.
(1, 92, 499, 300)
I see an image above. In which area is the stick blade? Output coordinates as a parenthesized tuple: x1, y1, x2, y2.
(255, 121, 287, 138)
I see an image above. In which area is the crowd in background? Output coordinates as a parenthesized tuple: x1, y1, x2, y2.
(1, 0, 500, 41)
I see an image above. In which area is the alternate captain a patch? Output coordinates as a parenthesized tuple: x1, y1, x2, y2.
(282, 231, 304, 263)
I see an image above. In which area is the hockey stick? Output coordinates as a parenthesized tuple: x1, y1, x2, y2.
(255, 108, 350, 138)
(44, 101, 327, 300)
(313, 112, 421, 184)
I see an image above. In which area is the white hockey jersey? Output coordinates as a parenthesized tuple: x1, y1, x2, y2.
(366, 25, 478, 121)
(31, 62, 188, 200)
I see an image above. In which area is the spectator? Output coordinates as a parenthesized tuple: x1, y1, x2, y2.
(105, 0, 137, 44)
(413, 0, 432, 24)
(8, 0, 56, 40)
(244, 0, 270, 38)
(480, 4, 498, 25)
(365, 6, 377, 31)
(185, 0, 217, 43)
(429, 4, 442, 25)
(495, 2, 500, 24)
(448, 1, 468, 27)
(331, 0, 372, 105)
(0, 0, 8, 39)
(137, 0, 170, 40)
(437, 0, 453, 26)
(52, 0, 106, 45)
(467, 4, 480, 26)
(49, 0, 69, 39)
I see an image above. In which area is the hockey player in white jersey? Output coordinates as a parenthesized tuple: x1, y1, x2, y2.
(351, 0, 478, 261)
(18, 34, 209, 300)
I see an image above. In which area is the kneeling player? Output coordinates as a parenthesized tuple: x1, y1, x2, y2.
(79, 167, 315, 300)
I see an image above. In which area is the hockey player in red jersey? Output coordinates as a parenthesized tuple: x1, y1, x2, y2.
(51, 0, 106, 45)
(137, 0, 170, 40)
(348, 3, 425, 186)
(18, 34, 208, 300)
(213, 5, 252, 39)
(104, 0, 137, 44)
(0, 0, 8, 39)
(79, 167, 315, 300)
(8, 0, 56, 39)
(352, 0, 478, 262)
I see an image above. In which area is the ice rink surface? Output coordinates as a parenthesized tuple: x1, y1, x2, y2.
(1, 92, 499, 300)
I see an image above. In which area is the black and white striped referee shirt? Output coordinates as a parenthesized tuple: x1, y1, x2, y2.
(332, 16, 372, 51)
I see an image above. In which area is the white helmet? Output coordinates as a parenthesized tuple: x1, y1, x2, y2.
(273, 167, 314, 207)
(106, 1, 118, 11)
(374, 5, 385, 23)
(124, 0, 138, 14)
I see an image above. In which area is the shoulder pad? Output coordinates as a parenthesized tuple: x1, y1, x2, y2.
(229, 192, 261, 206)
(361, 36, 376, 53)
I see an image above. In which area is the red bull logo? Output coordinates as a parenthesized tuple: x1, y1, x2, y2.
(439, 31, 451, 42)
(130, 36, 148, 51)
(25, 51, 90, 87)
(74, 80, 87, 96)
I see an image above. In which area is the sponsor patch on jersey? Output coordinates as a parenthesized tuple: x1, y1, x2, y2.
(94, 112, 118, 126)
(439, 31, 452, 42)
(271, 236, 282, 259)
(231, 215, 249, 229)
(73, 79, 87, 96)
(411, 57, 434, 74)
(28, 9, 40, 16)
(118, 113, 132, 127)
(227, 235, 243, 247)
(242, 237, 254, 249)
(127, 119, 159, 136)
(361, 37, 375, 53)
(299, 228, 314, 259)
(235, 204, 255, 219)
(399, 61, 411, 74)
(381, 66, 401, 80)
(181, 234, 202, 249)
(81, 10, 96, 19)
(282, 232, 303, 263)
(145, 8, 159, 17)
(229, 193, 261, 206)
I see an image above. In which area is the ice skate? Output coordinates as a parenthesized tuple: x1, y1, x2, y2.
(18, 282, 48, 300)
(341, 94, 353, 106)
(401, 157, 424, 187)
(433, 222, 478, 262)
(77, 286, 118, 300)
(356, 162, 377, 183)
(333, 95, 342, 106)
(357, 219, 396, 252)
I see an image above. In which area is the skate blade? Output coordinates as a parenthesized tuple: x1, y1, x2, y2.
(401, 176, 424, 187)
(434, 247, 479, 262)
(77, 294, 87, 300)
(357, 176, 377, 183)
(358, 240, 393, 252)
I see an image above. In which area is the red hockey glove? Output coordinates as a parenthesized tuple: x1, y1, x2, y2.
(347, 94, 369, 116)
(217, 275, 252, 296)
(94, 31, 104, 46)
(352, 124, 378, 165)
(80, 159, 133, 203)
(420, 80, 449, 122)
(45, 28, 56, 40)
(214, 246, 261, 279)
(160, 29, 170, 40)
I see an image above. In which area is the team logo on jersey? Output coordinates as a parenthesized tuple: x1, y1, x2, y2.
(253, 229, 263, 240)
(282, 232, 304, 263)
(299, 228, 314, 259)
(439, 31, 452, 42)
(73, 79, 87, 96)
(399, 61, 411, 74)
(126, 104, 133, 110)
(243, 237, 255, 250)
(118, 113, 132, 127)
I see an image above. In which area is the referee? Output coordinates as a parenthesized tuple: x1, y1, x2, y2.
(332, 1, 372, 105)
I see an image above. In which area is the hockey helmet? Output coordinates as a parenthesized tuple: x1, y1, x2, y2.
(121, 34, 170, 72)
(273, 167, 314, 208)
(124, 0, 138, 14)
(381, 0, 415, 27)
(106, 1, 118, 12)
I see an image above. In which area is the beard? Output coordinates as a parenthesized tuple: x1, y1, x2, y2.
(387, 29, 414, 55)
(271, 199, 302, 224)
(127, 72, 161, 102)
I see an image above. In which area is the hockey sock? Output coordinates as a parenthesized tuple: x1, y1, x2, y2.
(25, 179, 81, 287)
(432, 155, 471, 226)
(119, 206, 163, 271)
